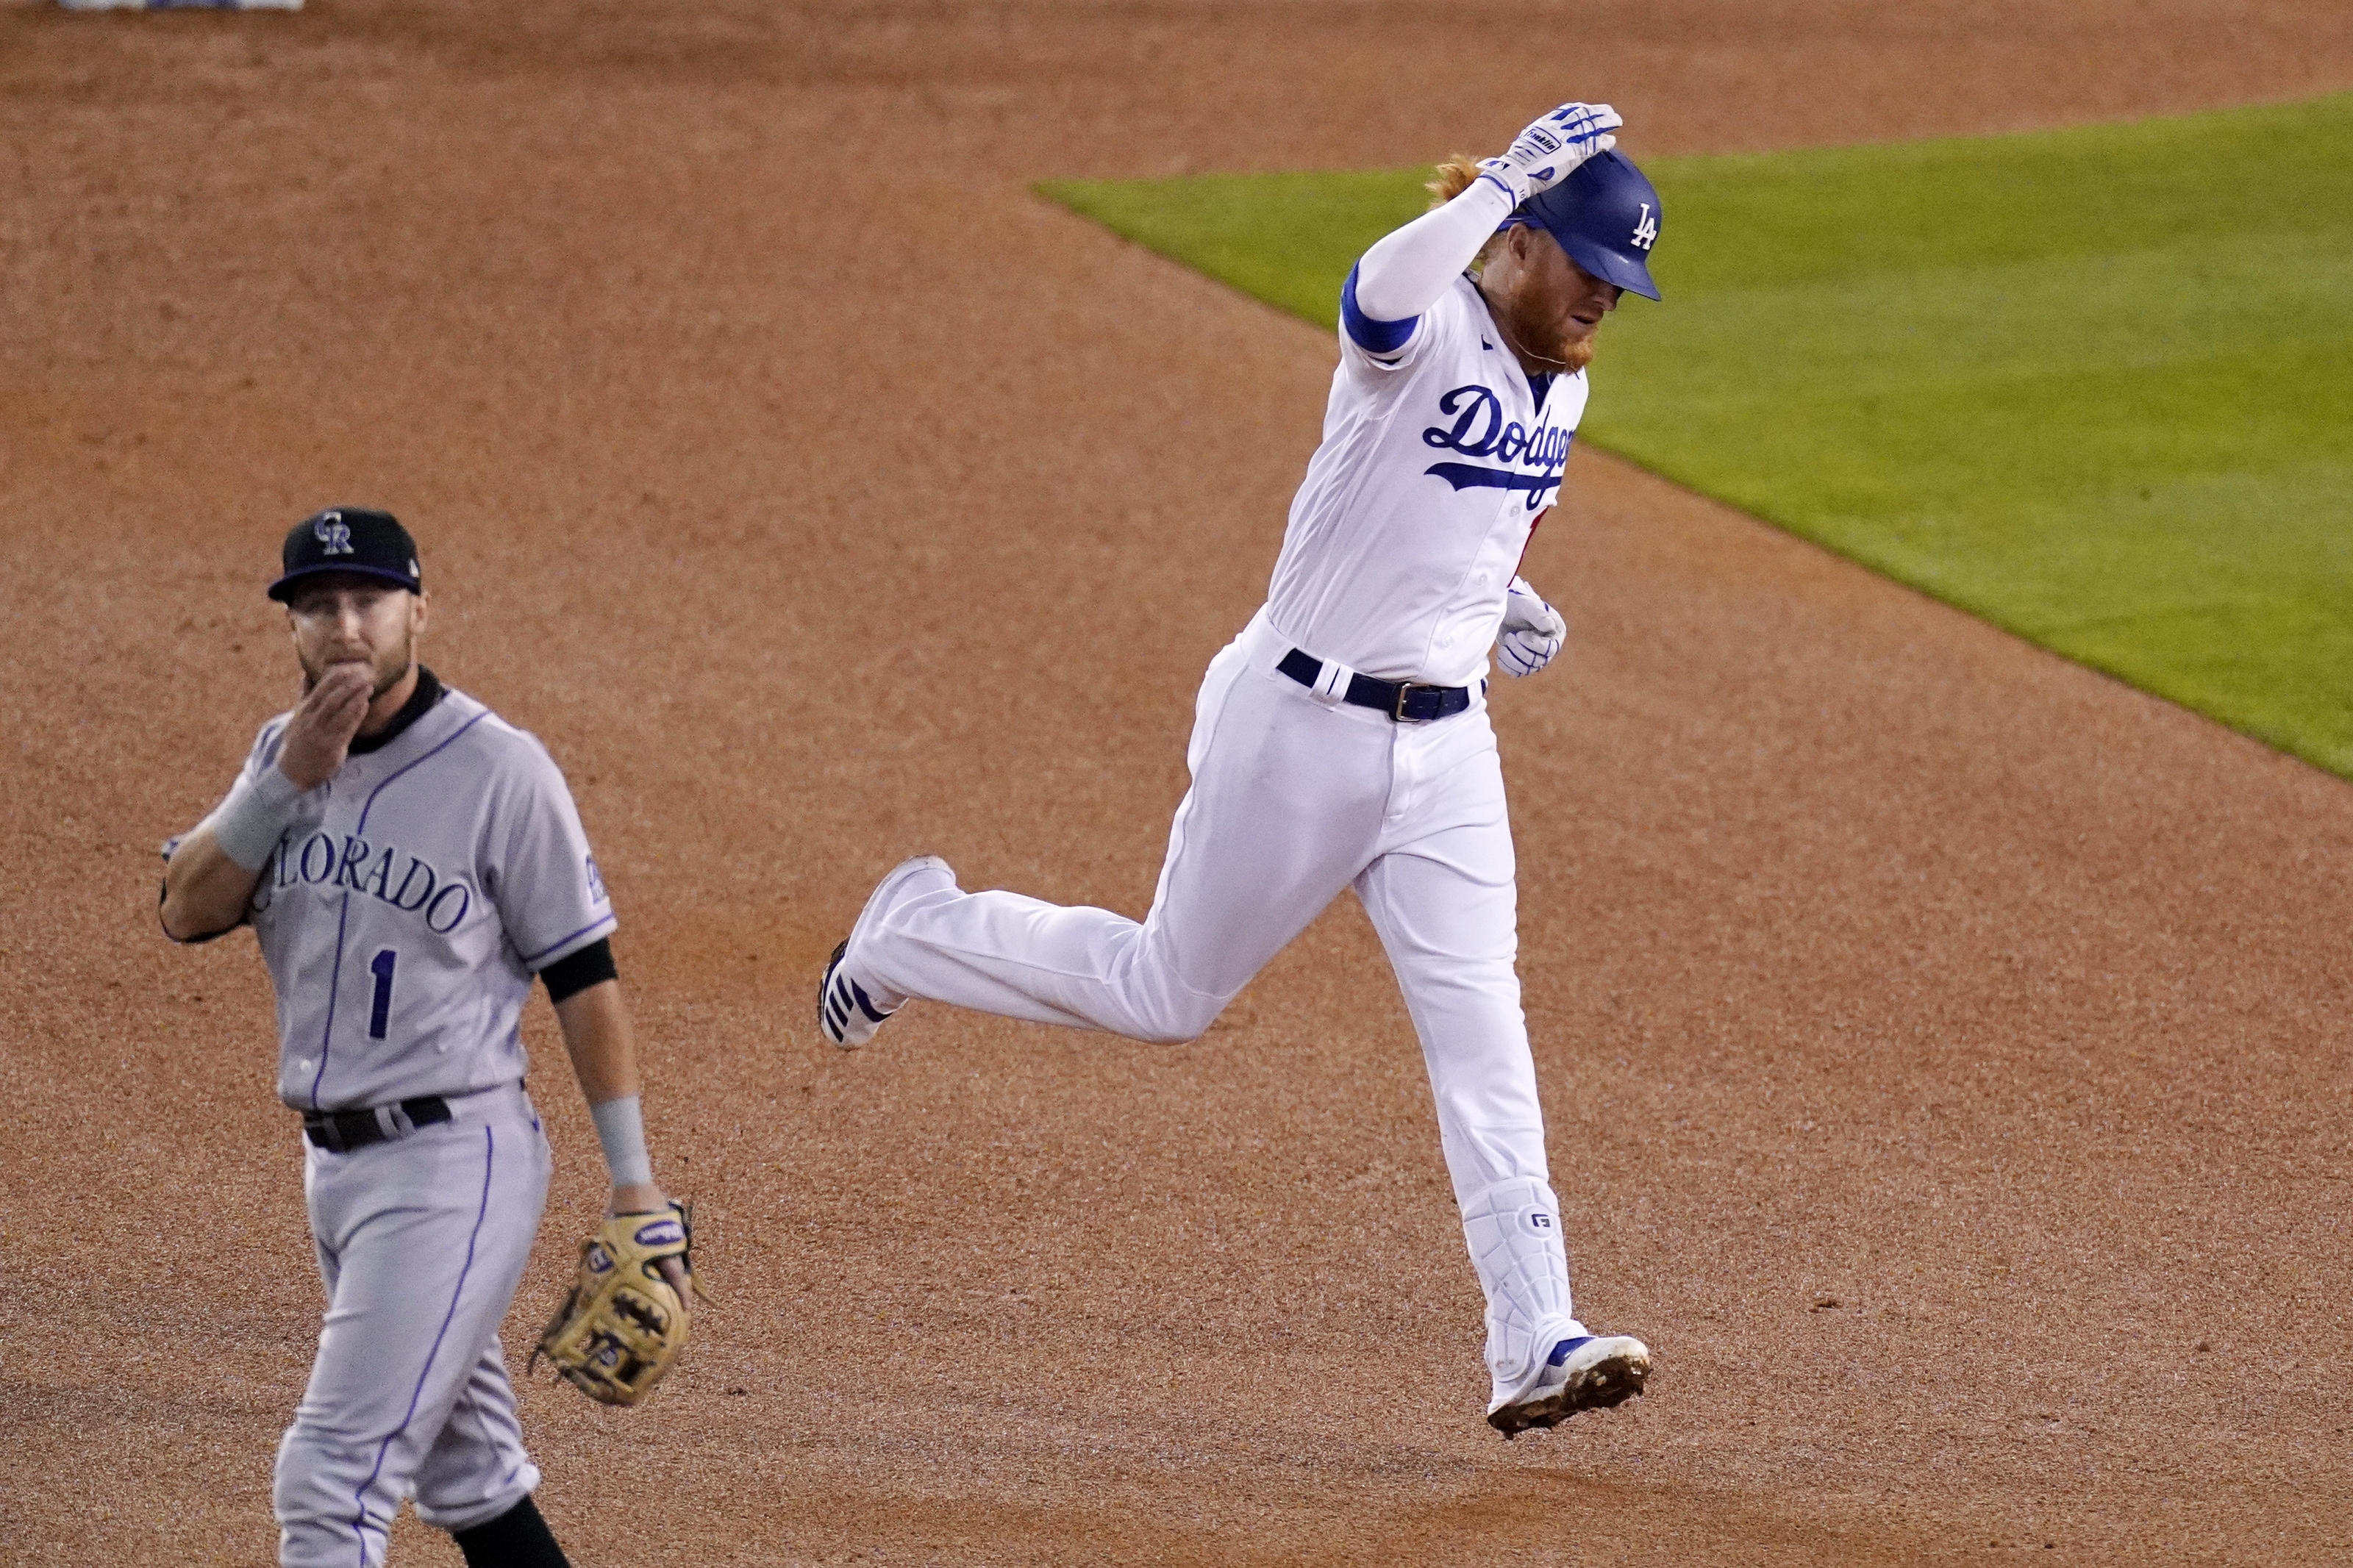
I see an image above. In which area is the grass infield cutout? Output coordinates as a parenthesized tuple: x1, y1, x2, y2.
(1040, 93, 2353, 778)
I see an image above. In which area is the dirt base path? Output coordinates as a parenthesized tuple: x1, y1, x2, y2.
(6, 3, 2352, 1563)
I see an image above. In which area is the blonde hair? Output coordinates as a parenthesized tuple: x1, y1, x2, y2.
(1428, 155, 1508, 275)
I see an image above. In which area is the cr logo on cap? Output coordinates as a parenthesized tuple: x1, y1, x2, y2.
(313, 512, 354, 556)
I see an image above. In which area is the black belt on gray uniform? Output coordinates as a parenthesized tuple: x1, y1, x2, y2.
(1277, 648, 1472, 723)
(303, 1095, 451, 1153)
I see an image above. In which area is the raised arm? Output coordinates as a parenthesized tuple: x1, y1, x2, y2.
(1346, 181, 1519, 343)
(160, 665, 369, 942)
(1344, 101, 1621, 353)
(160, 820, 271, 942)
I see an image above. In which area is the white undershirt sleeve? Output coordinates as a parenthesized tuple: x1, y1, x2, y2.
(1349, 178, 1518, 327)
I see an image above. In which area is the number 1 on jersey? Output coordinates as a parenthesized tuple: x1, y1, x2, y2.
(368, 948, 398, 1040)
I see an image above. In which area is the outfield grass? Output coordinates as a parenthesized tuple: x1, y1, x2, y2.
(1040, 94, 2353, 777)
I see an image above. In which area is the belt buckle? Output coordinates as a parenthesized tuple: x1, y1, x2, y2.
(1390, 681, 1431, 723)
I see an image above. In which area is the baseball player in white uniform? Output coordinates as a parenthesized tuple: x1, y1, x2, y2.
(819, 104, 1666, 1435)
(160, 509, 685, 1566)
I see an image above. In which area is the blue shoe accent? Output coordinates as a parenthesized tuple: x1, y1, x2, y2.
(847, 978, 889, 1024)
(821, 938, 899, 1046)
(1492, 1333, 1652, 1436)
(820, 857, 954, 1049)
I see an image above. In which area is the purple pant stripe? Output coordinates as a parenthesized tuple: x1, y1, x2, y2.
(343, 1125, 497, 1567)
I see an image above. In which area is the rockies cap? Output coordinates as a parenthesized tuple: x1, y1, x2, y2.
(268, 507, 422, 602)
(1508, 149, 1664, 301)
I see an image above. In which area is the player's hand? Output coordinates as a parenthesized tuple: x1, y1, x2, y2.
(277, 662, 372, 790)
(610, 1181, 668, 1216)
(611, 1184, 694, 1297)
(1496, 576, 1568, 678)
(1476, 102, 1621, 206)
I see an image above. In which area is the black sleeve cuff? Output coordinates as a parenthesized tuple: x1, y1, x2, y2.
(539, 937, 618, 1003)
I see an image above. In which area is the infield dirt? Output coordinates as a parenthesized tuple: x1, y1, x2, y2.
(5, 3, 2352, 1564)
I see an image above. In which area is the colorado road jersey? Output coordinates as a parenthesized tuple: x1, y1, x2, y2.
(1265, 272, 1590, 687)
(224, 675, 615, 1111)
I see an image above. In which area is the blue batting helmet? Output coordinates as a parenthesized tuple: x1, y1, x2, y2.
(1512, 150, 1663, 301)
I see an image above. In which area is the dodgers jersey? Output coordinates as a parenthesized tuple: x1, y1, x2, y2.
(213, 670, 615, 1111)
(1265, 273, 1589, 687)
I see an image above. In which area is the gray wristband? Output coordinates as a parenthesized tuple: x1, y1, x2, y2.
(210, 764, 307, 873)
(590, 1095, 654, 1188)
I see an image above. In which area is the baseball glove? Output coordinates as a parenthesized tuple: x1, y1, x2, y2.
(531, 1202, 696, 1407)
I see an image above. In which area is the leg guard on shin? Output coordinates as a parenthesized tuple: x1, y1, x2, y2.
(452, 1494, 571, 1568)
(1459, 1175, 1585, 1407)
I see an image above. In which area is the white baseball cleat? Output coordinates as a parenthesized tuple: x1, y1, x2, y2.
(1486, 1332, 1652, 1437)
(817, 856, 953, 1048)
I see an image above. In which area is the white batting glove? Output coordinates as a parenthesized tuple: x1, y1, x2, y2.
(1496, 576, 1568, 679)
(1476, 102, 1622, 207)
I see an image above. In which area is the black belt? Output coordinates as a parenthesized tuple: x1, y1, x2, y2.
(303, 1095, 452, 1153)
(1277, 648, 1472, 723)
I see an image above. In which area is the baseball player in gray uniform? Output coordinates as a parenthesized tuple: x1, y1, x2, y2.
(821, 104, 1663, 1435)
(160, 509, 683, 1567)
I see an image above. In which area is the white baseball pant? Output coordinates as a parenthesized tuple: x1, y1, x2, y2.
(854, 608, 1586, 1395)
(274, 1086, 549, 1568)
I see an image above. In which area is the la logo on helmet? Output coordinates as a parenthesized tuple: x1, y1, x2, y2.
(313, 511, 354, 556)
(1630, 202, 1657, 252)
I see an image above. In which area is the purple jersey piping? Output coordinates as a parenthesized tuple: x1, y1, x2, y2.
(305, 709, 490, 1109)
(519, 914, 616, 970)
(346, 1124, 496, 1567)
